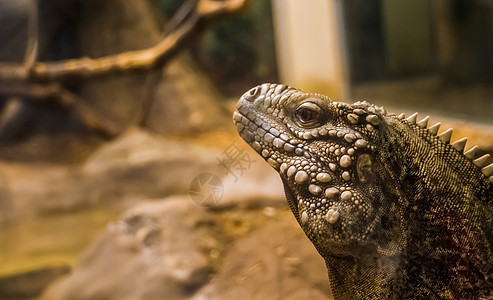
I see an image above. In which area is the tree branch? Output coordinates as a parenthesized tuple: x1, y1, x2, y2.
(0, 0, 249, 83)
(0, 82, 119, 138)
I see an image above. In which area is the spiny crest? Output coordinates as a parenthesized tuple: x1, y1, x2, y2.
(399, 112, 493, 183)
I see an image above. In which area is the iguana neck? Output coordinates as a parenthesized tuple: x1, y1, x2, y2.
(378, 116, 493, 298)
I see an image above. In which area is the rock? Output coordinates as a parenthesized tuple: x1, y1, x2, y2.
(42, 195, 332, 299)
(83, 128, 216, 174)
(1, 129, 221, 217)
(82, 128, 221, 200)
(0, 265, 70, 299)
(192, 218, 331, 300)
(42, 197, 217, 300)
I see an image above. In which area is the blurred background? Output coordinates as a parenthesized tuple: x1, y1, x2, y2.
(0, 0, 491, 299)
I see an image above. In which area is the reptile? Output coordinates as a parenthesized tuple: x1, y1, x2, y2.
(233, 83, 493, 299)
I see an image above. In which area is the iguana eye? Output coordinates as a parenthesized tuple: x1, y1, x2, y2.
(294, 102, 323, 127)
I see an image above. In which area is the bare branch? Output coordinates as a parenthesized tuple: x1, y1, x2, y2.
(0, 0, 249, 83)
(163, 0, 198, 36)
(197, 0, 250, 19)
(0, 82, 120, 138)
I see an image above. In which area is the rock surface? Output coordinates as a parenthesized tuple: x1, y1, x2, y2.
(192, 218, 331, 300)
(42, 197, 215, 300)
(42, 196, 331, 300)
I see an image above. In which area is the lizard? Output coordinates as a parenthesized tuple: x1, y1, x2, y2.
(233, 83, 493, 299)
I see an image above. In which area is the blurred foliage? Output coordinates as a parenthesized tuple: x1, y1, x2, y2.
(154, 0, 278, 96)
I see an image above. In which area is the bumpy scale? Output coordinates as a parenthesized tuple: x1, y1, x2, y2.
(233, 83, 493, 299)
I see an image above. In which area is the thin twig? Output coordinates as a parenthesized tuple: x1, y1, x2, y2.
(24, 0, 39, 69)
(134, 70, 164, 127)
(163, 0, 198, 36)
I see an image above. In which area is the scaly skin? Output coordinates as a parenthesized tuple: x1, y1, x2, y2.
(233, 83, 493, 299)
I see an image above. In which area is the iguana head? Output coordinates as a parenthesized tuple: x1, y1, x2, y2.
(233, 83, 493, 259)
(233, 83, 408, 258)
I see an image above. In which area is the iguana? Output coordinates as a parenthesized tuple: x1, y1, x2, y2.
(233, 83, 493, 299)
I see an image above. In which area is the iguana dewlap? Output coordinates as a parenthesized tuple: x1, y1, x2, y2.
(233, 83, 493, 299)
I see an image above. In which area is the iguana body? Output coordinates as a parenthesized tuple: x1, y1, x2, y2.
(233, 83, 493, 299)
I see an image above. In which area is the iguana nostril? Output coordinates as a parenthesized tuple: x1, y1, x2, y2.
(244, 87, 260, 102)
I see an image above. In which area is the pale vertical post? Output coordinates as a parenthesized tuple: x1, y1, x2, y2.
(271, 0, 349, 100)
